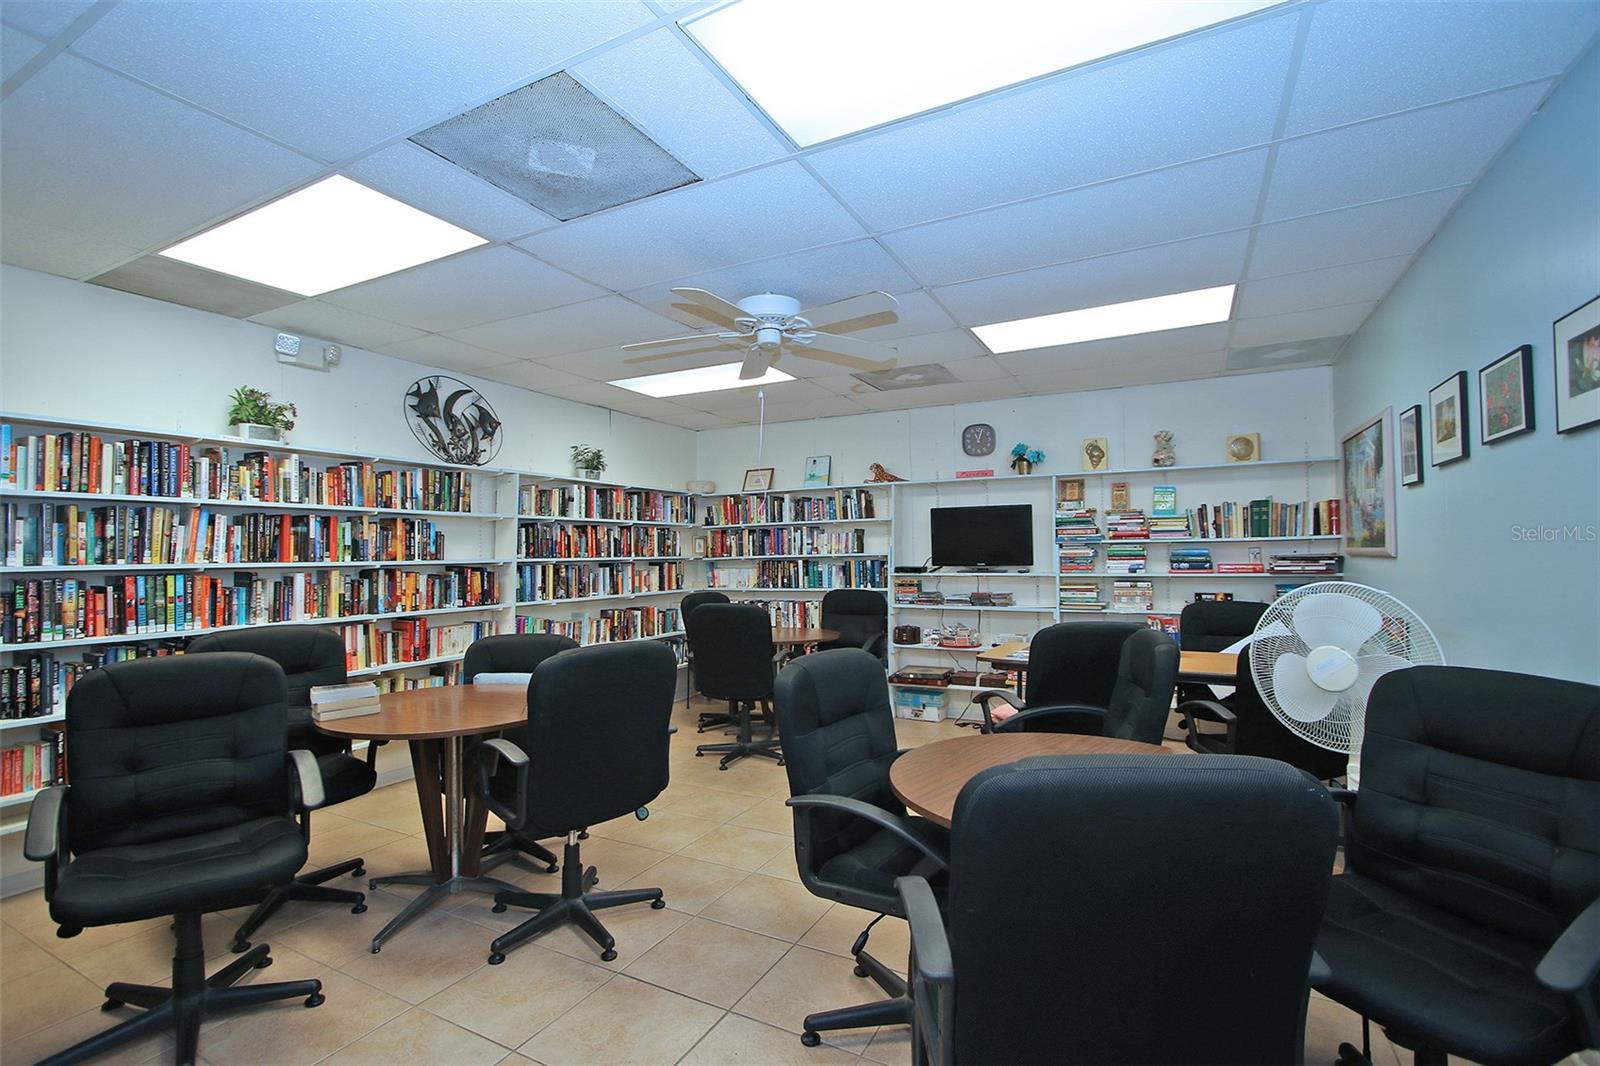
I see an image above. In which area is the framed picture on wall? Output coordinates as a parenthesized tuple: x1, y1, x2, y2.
(803, 455, 831, 486)
(1428, 371, 1470, 467)
(1341, 407, 1396, 557)
(1479, 345, 1535, 444)
(742, 467, 774, 492)
(1553, 295, 1600, 433)
(1398, 404, 1424, 487)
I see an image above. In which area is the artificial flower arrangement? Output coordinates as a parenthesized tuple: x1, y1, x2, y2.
(1010, 443, 1045, 474)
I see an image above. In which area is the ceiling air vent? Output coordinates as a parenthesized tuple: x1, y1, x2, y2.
(411, 72, 699, 221)
(851, 363, 958, 391)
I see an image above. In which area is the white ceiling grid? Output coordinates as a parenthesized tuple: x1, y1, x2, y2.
(0, 0, 1595, 428)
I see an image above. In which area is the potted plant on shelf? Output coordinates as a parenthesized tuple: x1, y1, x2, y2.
(226, 386, 298, 443)
(571, 445, 606, 480)
(1010, 442, 1045, 475)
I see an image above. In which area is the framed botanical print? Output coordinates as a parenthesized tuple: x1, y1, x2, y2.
(1398, 404, 1423, 487)
(1553, 295, 1600, 433)
(742, 467, 774, 492)
(1428, 371, 1469, 467)
(1341, 407, 1396, 557)
(1479, 345, 1534, 444)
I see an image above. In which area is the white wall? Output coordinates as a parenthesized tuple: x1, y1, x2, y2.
(0, 265, 697, 488)
(1332, 47, 1600, 684)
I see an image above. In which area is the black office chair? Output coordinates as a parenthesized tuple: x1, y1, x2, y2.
(985, 627, 1178, 744)
(973, 620, 1141, 731)
(463, 633, 580, 874)
(775, 648, 950, 1048)
(1314, 666, 1600, 1066)
(818, 589, 889, 663)
(1175, 599, 1267, 719)
(900, 753, 1338, 1065)
(473, 642, 676, 964)
(187, 627, 372, 951)
(681, 590, 731, 729)
(24, 654, 328, 1066)
(687, 603, 781, 769)
(1180, 644, 1349, 780)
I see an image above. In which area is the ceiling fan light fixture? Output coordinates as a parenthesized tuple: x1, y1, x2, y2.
(610, 361, 795, 398)
(973, 284, 1237, 354)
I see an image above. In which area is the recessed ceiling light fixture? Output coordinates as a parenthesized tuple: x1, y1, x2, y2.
(683, 0, 1282, 146)
(610, 361, 795, 398)
(158, 175, 486, 296)
(973, 284, 1237, 353)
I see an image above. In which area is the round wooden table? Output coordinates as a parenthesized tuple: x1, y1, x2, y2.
(316, 685, 529, 952)
(771, 626, 839, 647)
(890, 733, 1172, 827)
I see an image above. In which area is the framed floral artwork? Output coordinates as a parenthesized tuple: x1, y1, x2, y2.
(1553, 295, 1600, 434)
(1428, 371, 1469, 467)
(1479, 345, 1534, 444)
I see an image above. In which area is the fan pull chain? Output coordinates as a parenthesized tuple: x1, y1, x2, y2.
(757, 388, 766, 464)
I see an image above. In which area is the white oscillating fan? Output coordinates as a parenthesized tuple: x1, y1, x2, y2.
(1233, 582, 1444, 788)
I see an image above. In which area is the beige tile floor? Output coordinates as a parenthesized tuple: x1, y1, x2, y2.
(0, 698, 1407, 1066)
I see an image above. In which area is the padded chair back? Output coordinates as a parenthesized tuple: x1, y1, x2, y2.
(1024, 621, 1142, 710)
(187, 626, 346, 756)
(946, 754, 1337, 1064)
(820, 589, 888, 656)
(775, 649, 904, 900)
(1230, 646, 1349, 779)
(464, 633, 579, 682)
(680, 590, 730, 622)
(515, 642, 676, 834)
(685, 603, 775, 701)
(1352, 666, 1600, 947)
(1100, 628, 1180, 743)
(65, 653, 290, 855)
(1179, 600, 1268, 652)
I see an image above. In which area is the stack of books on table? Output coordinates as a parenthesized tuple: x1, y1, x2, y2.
(1267, 553, 1343, 576)
(1104, 543, 1148, 574)
(309, 681, 382, 721)
(1111, 579, 1155, 612)
(1147, 515, 1191, 539)
(1169, 548, 1214, 573)
(1059, 584, 1107, 612)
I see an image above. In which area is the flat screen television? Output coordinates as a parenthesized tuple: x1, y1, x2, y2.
(930, 504, 1033, 569)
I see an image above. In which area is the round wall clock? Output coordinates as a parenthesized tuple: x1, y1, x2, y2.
(961, 423, 996, 456)
(404, 376, 503, 466)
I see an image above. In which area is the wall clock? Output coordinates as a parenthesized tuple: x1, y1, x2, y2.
(404, 376, 503, 466)
(961, 423, 996, 456)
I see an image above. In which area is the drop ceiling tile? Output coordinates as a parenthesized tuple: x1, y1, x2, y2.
(1234, 256, 1411, 318)
(0, 1, 95, 38)
(1286, 0, 1600, 136)
(945, 357, 1014, 383)
(994, 322, 1230, 377)
(881, 151, 1269, 287)
(447, 295, 688, 360)
(540, 339, 744, 382)
(343, 142, 558, 242)
(1011, 349, 1228, 395)
(853, 379, 1022, 412)
(749, 395, 871, 423)
(679, 377, 836, 412)
(573, 28, 787, 179)
(2, 24, 44, 79)
(626, 240, 917, 329)
(90, 255, 301, 318)
(72, 1, 657, 160)
(321, 246, 606, 333)
(808, 12, 1297, 230)
(827, 292, 956, 341)
(464, 360, 600, 395)
(0, 54, 320, 252)
(1225, 335, 1348, 371)
(0, 211, 141, 280)
(247, 300, 426, 352)
(933, 231, 1251, 326)
(1228, 302, 1376, 348)
(1266, 84, 1549, 221)
(1247, 188, 1465, 278)
(516, 162, 867, 291)
(877, 330, 989, 365)
(384, 334, 519, 375)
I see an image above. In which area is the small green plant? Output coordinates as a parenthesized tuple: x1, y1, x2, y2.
(226, 387, 298, 431)
(571, 445, 606, 474)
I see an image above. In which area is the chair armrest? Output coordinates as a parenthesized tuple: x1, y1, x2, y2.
(24, 785, 67, 901)
(867, 633, 887, 660)
(994, 703, 1106, 735)
(288, 749, 326, 811)
(363, 738, 387, 768)
(898, 875, 954, 1066)
(472, 738, 529, 831)
(1328, 786, 1357, 807)
(1179, 699, 1236, 752)
(786, 795, 948, 871)
(1537, 895, 1600, 994)
(974, 689, 1024, 733)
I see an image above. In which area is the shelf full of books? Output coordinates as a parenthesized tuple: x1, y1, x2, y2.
(519, 482, 691, 525)
(699, 488, 880, 527)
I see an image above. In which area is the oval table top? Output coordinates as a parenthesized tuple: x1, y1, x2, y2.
(313, 684, 527, 741)
(890, 732, 1172, 828)
(772, 627, 839, 647)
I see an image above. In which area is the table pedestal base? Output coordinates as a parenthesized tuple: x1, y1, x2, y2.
(365, 871, 523, 953)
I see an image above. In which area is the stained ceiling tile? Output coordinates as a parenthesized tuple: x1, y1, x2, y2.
(1247, 188, 1465, 278)
(90, 255, 301, 318)
(1234, 257, 1411, 319)
(343, 142, 558, 242)
(1225, 334, 1348, 371)
(247, 299, 426, 352)
(446, 295, 688, 360)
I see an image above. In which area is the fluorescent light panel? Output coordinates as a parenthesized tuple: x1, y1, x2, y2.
(610, 361, 795, 397)
(973, 285, 1237, 353)
(159, 175, 486, 296)
(684, 0, 1281, 146)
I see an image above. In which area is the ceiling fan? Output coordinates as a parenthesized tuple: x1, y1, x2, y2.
(622, 287, 901, 380)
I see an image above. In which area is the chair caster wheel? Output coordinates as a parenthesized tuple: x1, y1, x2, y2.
(801, 1031, 821, 1047)
(101, 999, 123, 1012)
(695, 750, 704, 757)
(488, 952, 506, 966)
(579, 830, 589, 840)
(370, 945, 381, 954)
(493, 902, 508, 913)
(304, 993, 324, 1008)
(853, 964, 868, 977)
(230, 939, 250, 954)
(545, 863, 559, 873)
(719, 764, 728, 771)
(367, 880, 379, 891)
(651, 899, 666, 909)
(255, 955, 273, 969)
(352, 867, 365, 878)
(600, 948, 617, 962)
(351, 902, 367, 914)
(777, 758, 786, 766)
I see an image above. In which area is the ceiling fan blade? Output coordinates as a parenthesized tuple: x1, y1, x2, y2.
(739, 347, 771, 380)
(620, 332, 740, 352)
(670, 287, 749, 323)
(796, 291, 899, 330)
(794, 330, 900, 370)
(623, 343, 738, 365)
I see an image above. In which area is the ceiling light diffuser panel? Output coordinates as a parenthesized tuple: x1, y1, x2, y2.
(683, 0, 1283, 146)
(610, 361, 795, 397)
(158, 175, 486, 296)
(973, 284, 1237, 353)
